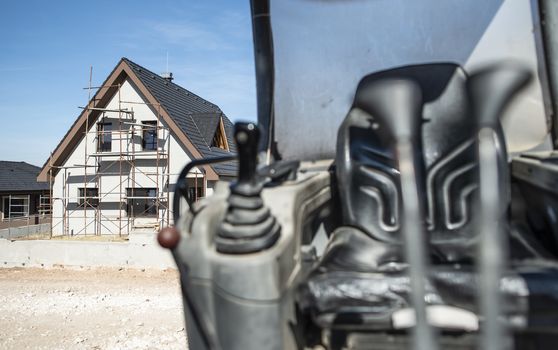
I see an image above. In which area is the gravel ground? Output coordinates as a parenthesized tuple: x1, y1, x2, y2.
(0, 267, 188, 350)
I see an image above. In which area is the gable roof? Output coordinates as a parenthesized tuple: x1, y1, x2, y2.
(123, 58, 238, 176)
(38, 58, 237, 181)
(1, 161, 49, 192)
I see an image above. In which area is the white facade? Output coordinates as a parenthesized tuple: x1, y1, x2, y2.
(51, 78, 213, 236)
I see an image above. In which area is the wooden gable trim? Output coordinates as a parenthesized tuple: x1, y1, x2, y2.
(37, 61, 127, 182)
(211, 116, 230, 151)
(38, 59, 219, 182)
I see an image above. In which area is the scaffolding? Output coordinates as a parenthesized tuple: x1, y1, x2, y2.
(46, 69, 184, 237)
(38, 195, 51, 216)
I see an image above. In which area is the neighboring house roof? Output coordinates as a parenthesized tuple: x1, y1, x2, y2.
(0, 161, 49, 192)
(38, 57, 238, 182)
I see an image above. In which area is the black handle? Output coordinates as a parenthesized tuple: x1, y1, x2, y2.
(235, 122, 260, 184)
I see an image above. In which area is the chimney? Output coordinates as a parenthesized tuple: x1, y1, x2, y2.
(161, 72, 173, 82)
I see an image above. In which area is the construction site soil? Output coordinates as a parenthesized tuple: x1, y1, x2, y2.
(0, 267, 187, 349)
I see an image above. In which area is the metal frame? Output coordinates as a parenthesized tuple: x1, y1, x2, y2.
(537, 0, 558, 148)
(250, 0, 276, 164)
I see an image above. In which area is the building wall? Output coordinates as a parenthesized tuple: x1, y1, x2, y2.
(51, 79, 211, 236)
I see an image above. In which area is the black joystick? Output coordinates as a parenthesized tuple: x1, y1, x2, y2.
(215, 122, 281, 254)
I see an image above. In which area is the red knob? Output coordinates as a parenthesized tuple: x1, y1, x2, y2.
(157, 227, 181, 249)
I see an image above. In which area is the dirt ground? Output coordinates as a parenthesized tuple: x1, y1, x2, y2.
(0, 267, 188, 350)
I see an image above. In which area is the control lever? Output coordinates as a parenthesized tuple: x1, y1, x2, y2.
(468, 63, 532, 350)
(215, 122, 281, 254)
(354, 78, 437, 350)
(236, 122, 259, 185)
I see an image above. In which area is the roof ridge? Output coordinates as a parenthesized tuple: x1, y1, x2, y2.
(0, 160, 41, 167)
(122, 58, 221, 112)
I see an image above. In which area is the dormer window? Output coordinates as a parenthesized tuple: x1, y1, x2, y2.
(211, 117, 229, 151)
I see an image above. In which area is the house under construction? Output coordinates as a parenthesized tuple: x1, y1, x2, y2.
(37, 58, 237, 237)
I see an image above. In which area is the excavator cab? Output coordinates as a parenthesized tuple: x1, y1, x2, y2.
(161, 1, 558, 349)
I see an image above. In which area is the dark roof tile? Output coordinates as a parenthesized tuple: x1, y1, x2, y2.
(0, 161, 48, 192)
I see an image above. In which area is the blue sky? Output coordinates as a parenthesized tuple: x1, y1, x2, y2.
(0, 0, 256, 166)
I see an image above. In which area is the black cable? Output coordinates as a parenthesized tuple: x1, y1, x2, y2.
(172, 155, 237, 223)
(172, 260, 220, 350)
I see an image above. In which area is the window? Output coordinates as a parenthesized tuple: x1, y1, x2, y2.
(97, 122, 112, 152)
(186, 177, 204, 202)
(188, 186, 204, 202)
(142, 121, 158, 151)
(2, 195, 30, 218)
(78, 188, 99, 207)
(126, 188, 157, 217)
(210, 117, 229, 151)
